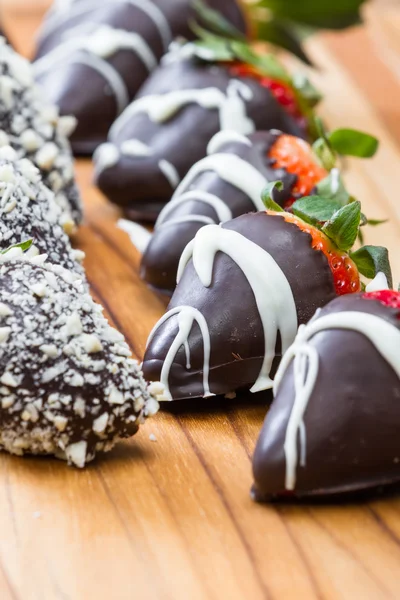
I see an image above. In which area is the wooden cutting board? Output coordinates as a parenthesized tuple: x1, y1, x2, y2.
(1, 2, 400, 599)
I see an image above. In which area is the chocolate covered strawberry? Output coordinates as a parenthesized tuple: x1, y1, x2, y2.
(140, 126, 378, 295)
(94, 36, 319, 220)
(252, 285, 399, 501)
(142, 185, 389, 403)
(33, 0, 246, 154)
(363, 289, 400, 309)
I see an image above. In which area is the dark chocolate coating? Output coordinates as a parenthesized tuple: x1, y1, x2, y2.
(141, 131, 298, 294)
(252, 294, 400, 501)
(96, 59, 305, 219)
(142, 212, 336, 400)
(34, 0, 246, 154)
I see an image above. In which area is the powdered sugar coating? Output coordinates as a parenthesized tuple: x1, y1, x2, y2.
(0, 147, 85, 278)
(0, 252, 158, 466)
(0, 38, 82, 231)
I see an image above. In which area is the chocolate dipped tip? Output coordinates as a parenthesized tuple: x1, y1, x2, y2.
(142, 211, 336, 403)
(0, 147, 85, 279)
(0, 40, 82, 229)
(140, 129, 298, 294)
(33, 0, 247, 157)
(0, 250, 158, 467)
(94, 53, 306, 219)
(252, 292, 400, 501)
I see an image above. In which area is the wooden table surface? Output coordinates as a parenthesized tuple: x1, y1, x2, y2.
(2, 2, 400, 599)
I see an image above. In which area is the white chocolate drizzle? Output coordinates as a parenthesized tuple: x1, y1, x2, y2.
(146, 306, 213, 401)
(34, 25, 158, 115)
(157, 215, 215, 230)
(35, 27, 157, 72)
(153, 131, 253, 233)
(93, 143, 120, 176)
(110, 79, 255, 139)
(158, 159, 180, 190)
(177, 224, 298, 393)
(117, 219, 152, 254)
(171, 153, 267, 211)
(38, 0, 172, 50)
(64, 52, 129, 115)
(274, 311, 400, 491)
(207, 130, 252, 155)
(121, 139, 153, 157)
(156, 191, 233, 227)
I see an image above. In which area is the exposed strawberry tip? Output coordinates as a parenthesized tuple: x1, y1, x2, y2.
(228, 63, 305, 128)
(363, 290, 400, 310)
(267, 211, 361, 296)
(267, 134, 327, 209)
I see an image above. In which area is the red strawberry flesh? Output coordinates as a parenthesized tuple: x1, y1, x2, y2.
(363, 290, 400, 311)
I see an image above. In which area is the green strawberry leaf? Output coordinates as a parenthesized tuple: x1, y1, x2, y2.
(292, 72, 322, 107)
(193, 37, 234, 61)
(261, 181, 285, 211)
(366, 218, 388, 226)
(321, 200, 361, 251)
(189, 22, 237, 60)
(255, 0, 366, 30)
(350, 245, 393, 288)
(254, 17, 312, 65)
(312, 137, 336, 170)
(0, 239, 33, 255)
(230, 41, 290, 82)
(315, 169, 350, 205)
(192, 0, 245, 39)
(292, 196, 343, 225)
(328, 128, 379, 158)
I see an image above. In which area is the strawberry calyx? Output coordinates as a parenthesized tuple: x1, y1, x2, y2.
(266, 209, 361, 296)
(262, 181, 393, 294)
(363, 290, 400, 311)
(266, 134, 328, 208)
(182, 25, 320, 138)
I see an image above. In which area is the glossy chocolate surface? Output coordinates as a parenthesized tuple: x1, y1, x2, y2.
(96, 58, 305, 219)
(252, 294, 400, 501)
(34, 0, 246, 154)
(142, 212, 336, 400)
(141, 131, 298, 294)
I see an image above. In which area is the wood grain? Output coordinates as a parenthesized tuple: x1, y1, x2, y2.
(1, 2, 400, 598)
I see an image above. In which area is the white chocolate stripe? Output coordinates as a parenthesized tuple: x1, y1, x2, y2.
(207, 130, 252, 155)
(146, 306, 214, 401)
(172, 154, 267, 211)
(158, 159, 180, 190)
(273, 311, 400, 491)
(68, 52, 129, 115)
(121, 139, 153, 157)
(178, 225, 298, 392)
(156, 191, 233, 227)
(157, 215, 215, 230)
(34, 27, 157, 75)
(117, 219, 152, 254)
(38, 0, 172, 50)
(110, 80, 255, 139)
(93, 143, 120, 176)
(93, 144, 181, 193)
